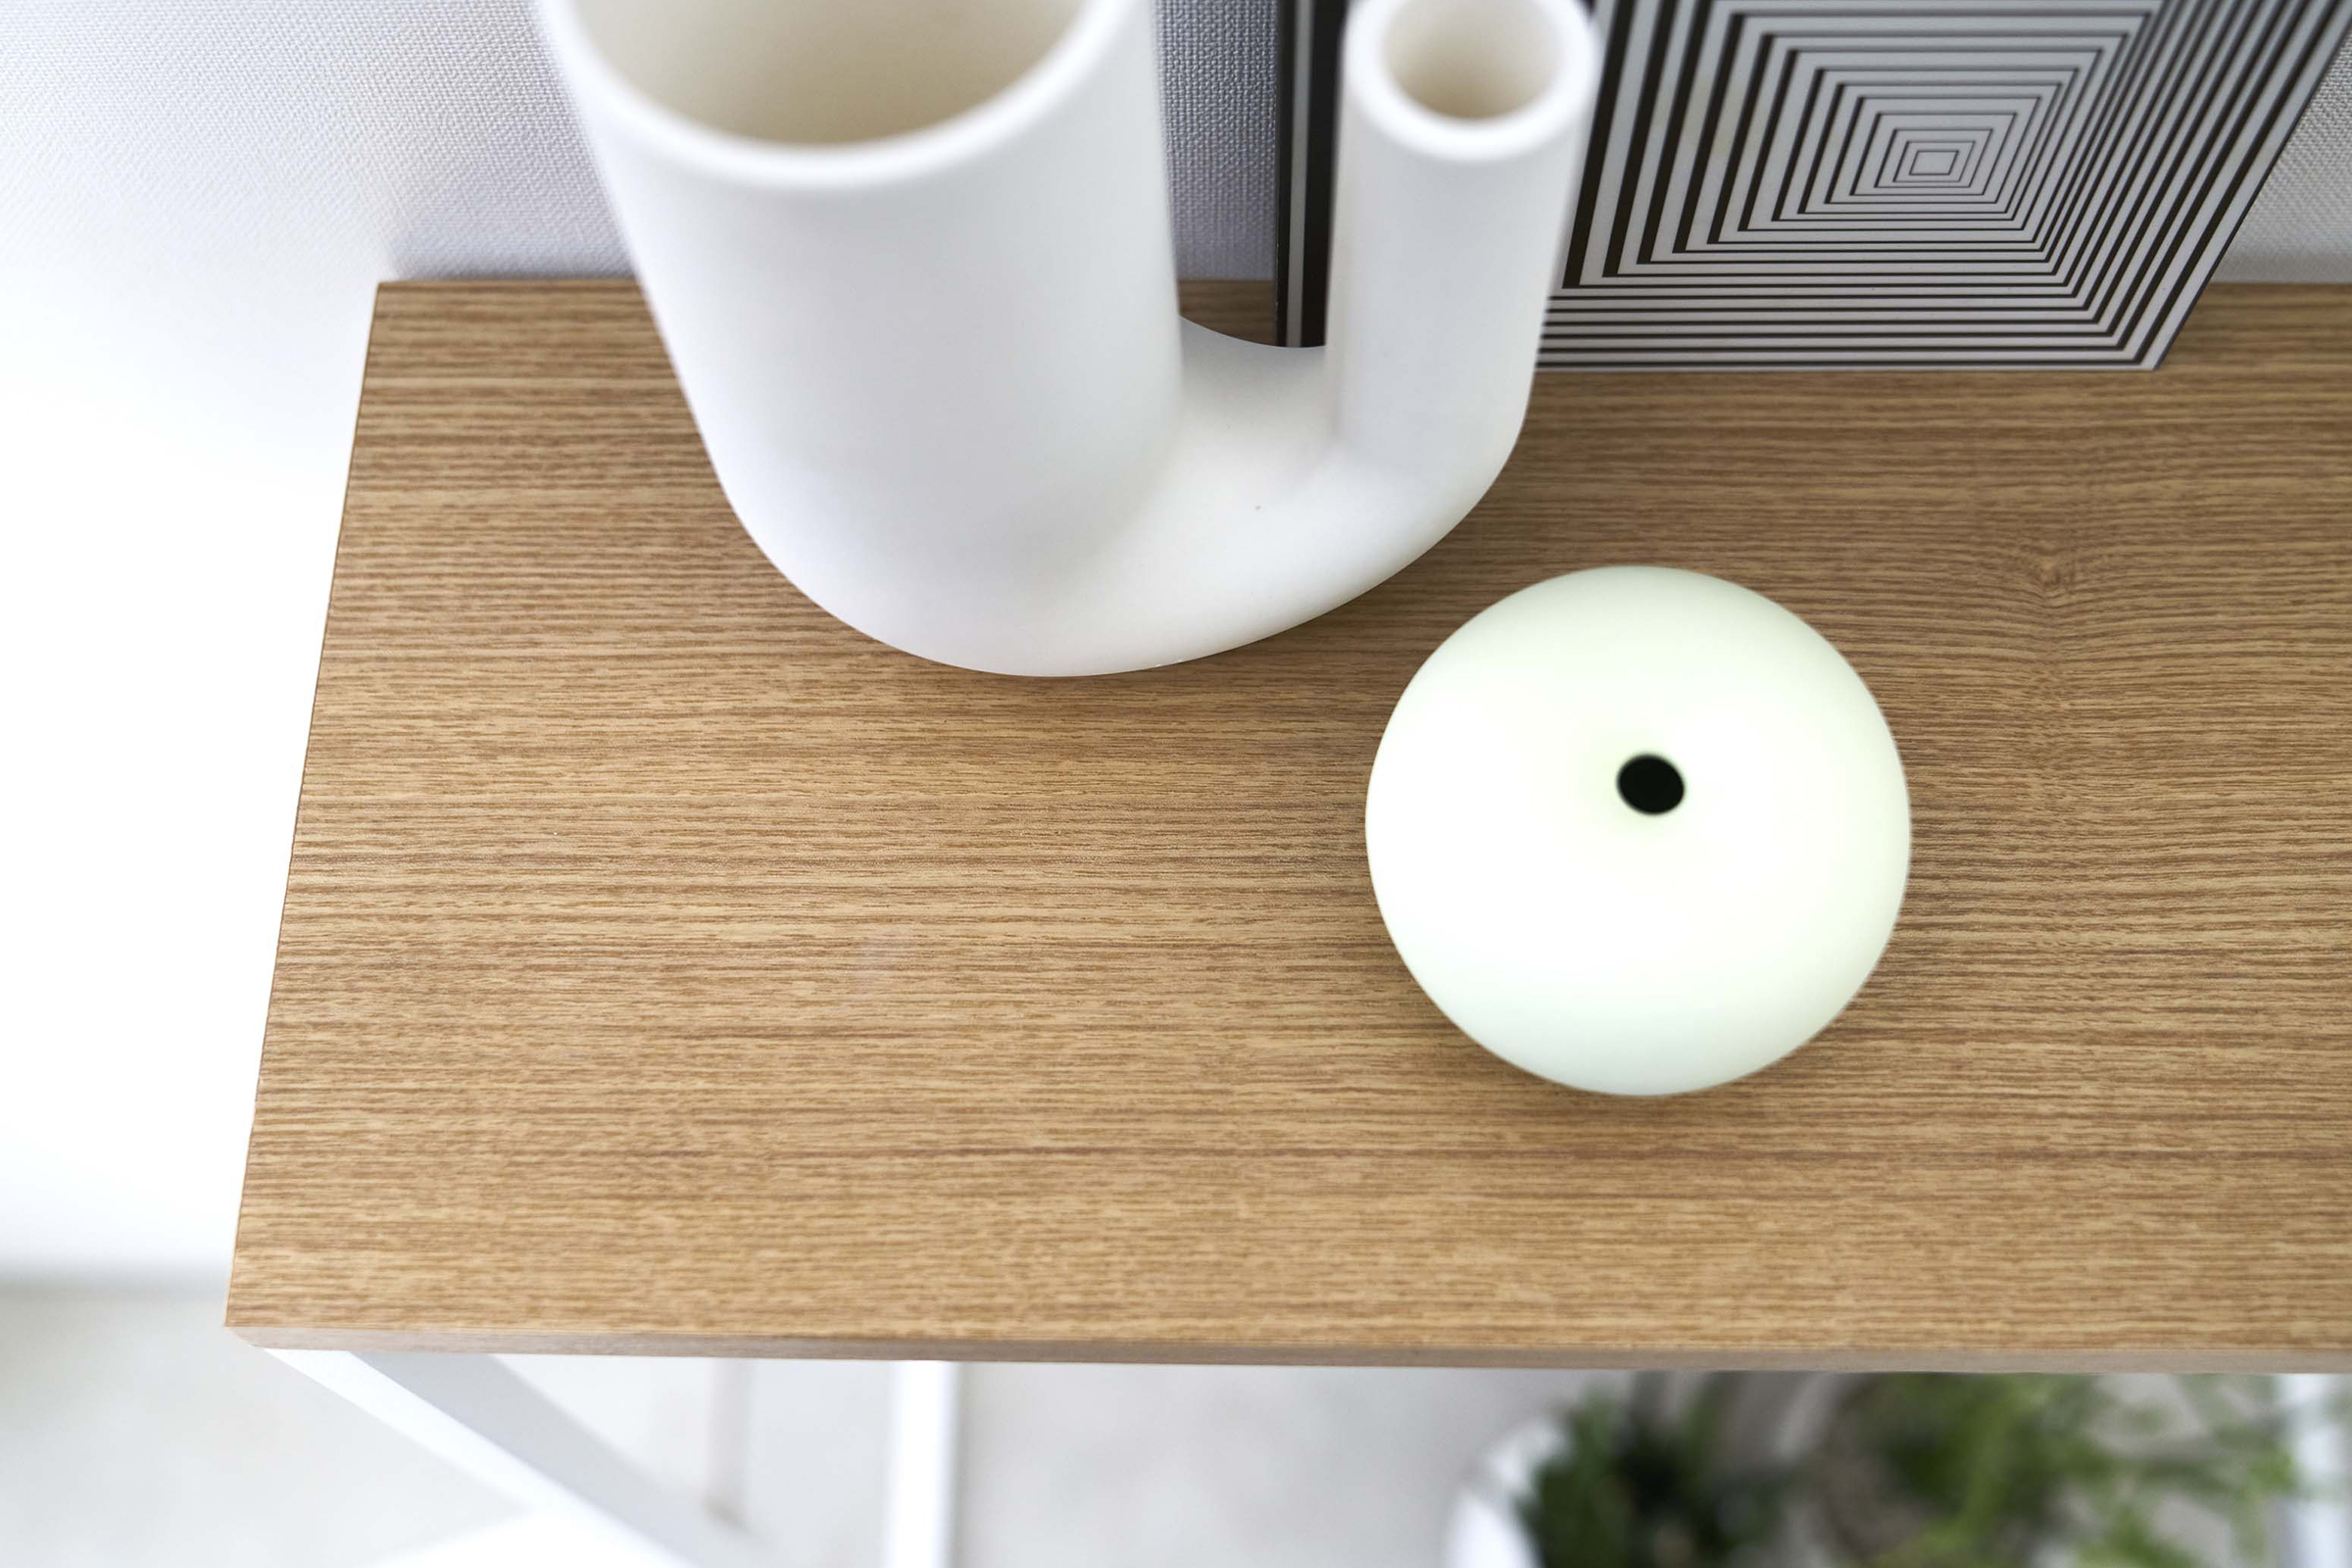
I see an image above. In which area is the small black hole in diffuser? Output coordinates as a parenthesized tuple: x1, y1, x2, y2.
(1616, 755, 1684, 815)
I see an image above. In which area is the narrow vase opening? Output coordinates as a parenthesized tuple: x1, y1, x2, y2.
(1381, 0, 1563, 121)
(1616, 755, 1685, 815)
(568, 0, 1087, 146)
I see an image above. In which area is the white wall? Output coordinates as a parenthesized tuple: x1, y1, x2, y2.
(0, 0, 1277, 1283)
(0, 0, 625, 1280)
(1, 2, 2345, 1281)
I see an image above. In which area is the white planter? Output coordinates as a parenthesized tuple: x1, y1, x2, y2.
(1445, 1379, 1852, 1568)
(1443, 1413, 1559, 1568)
(540, 0, 1598, 674)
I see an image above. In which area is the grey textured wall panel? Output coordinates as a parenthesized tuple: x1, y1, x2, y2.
(2216, 36, 2352, 279)
(1159, 0, 1284, 277)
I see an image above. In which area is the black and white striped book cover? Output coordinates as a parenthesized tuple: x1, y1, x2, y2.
(1280, 0, 2352, 368)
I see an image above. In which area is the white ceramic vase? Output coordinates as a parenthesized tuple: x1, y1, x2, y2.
(540, 0, 1598, 674)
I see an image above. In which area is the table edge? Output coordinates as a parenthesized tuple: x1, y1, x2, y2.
(222, 1319, 2352, 1372)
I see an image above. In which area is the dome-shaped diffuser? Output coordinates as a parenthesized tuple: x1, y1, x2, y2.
(1366, 567, 1911, 1096)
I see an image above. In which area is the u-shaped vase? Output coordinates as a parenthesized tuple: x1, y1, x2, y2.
(541, 0, 1599, 675)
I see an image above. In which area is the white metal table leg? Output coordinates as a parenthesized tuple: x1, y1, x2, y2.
(2288, 1373, 2351, 1568)
(883, 1361, 959, 1568)
(271, 1349, 777, 1568)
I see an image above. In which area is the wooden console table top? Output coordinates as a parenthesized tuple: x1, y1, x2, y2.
(229, 282, 2352, 1368)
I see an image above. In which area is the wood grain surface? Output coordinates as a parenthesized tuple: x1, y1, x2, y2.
(228, 281, 2352, 1368)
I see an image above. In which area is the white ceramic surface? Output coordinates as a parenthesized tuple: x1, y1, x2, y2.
(1442, 1414, 1556, 1568)
(1365, 567, 1911, 1097)
(539, 0, 1597, 675)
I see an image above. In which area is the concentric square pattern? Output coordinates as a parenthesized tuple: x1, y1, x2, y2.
(1546, 0, 2352, 367)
